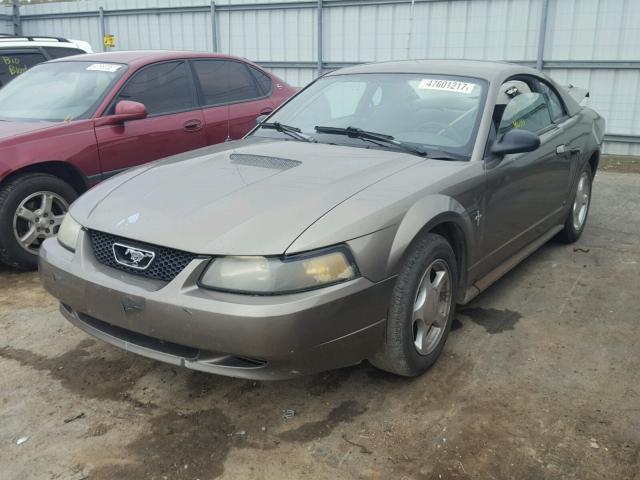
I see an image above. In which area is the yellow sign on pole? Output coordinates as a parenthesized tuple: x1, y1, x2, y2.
(103, 34, 115, 48)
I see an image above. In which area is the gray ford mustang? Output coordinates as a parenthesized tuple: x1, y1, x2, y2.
(39, 60, 605, 379)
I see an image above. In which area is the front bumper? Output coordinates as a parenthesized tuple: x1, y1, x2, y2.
(39, 232, 394, 380)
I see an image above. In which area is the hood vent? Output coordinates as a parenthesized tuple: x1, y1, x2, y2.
(230, 153, 301, 171)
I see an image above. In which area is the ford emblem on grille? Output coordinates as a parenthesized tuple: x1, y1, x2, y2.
(112, 242, 155, 270)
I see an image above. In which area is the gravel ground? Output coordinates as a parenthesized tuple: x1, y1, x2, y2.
(600, 155, 640, 174)
(0, 170, 638, 480)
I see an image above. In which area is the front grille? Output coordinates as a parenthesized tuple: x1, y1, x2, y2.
(89, 230, 197, 282)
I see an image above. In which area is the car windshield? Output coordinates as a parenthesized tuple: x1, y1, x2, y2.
(0, 61, 126, 122)
(253, 73, 486, 158)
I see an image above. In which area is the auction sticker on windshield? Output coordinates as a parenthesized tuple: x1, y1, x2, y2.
(418, 79, 476, 94)
(86, 63, 122, 73)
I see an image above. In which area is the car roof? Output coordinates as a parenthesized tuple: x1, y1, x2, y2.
(47, 50, 254, 67)
(327, 59, 537, 83)
(0, 36, 92, 52)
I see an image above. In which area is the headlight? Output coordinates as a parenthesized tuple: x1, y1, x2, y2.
(57, 214, 82, 251)
(199, 247, 359, 294)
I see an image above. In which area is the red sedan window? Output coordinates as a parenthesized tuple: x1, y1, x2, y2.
(193, 60, 262, 106)
(117, 61, 196, 116)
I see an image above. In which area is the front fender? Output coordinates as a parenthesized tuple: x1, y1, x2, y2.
(287, 160, 481, 284)
(318, 194, 476, 285)
(385, 194, 476, 279)
(0, 146, 12, 182)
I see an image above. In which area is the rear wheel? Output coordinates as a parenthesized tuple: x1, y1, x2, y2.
(558, 164, 592, 244)
(371, 233, 457, 376)
(0, 173, 77, 270)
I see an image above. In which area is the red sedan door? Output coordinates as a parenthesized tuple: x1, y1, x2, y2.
(95, 60, 206, 175)
(190, 59, 276, 142)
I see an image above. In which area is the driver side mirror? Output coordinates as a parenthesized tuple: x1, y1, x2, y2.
(95, 100, 147, 127)
(491, 129, 540, 156)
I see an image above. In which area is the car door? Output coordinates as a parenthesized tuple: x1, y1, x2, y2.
(535, 78, 584, 196)
(480, 79, 573, 271)
(190, 59, 275, 143)
(94, 60, 206, 175)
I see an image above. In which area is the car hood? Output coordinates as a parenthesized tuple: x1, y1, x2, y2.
(72, 137, 422, 255)
(0, 120, 57, 142)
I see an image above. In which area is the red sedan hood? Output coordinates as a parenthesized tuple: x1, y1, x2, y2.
(0, 120, 57, 143)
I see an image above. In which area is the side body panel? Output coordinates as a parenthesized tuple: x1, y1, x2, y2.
(465, 70, 604, 287)
(478, 124, 572, 276)
(0, 120, 100, 182)
(228, 98, 277, 140)
(199, 104, 229, 145)
(94, 110, 207, 175)
(288, 160, 485, 294)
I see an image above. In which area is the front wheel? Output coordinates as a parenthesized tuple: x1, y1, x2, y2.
(371, 233, 458, 376)
(558, 164, 592, 244)
(0, 173, 78, 270)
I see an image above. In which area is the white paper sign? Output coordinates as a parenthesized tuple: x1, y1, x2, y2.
(86, 63, 122, 73)
(418, 79, 476, 94)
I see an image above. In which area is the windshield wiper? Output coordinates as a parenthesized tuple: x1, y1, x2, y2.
(315, 125, 427, 158)
(260, 122, 312, 142)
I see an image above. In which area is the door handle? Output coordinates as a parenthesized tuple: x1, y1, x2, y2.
(259, 108, 273, 115)
(556, 144, 581, 156)
(183, 119, 203, 132)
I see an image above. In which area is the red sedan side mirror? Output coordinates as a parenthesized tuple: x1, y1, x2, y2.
(95, 100, 147, 126)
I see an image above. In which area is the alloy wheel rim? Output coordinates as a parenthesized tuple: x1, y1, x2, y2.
(572, 172, 590, 231)
(12, 191, 68, 255)
(412, 259, 452, 356)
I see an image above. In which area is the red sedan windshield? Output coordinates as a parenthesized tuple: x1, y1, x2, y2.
(0, 61, 126, 122)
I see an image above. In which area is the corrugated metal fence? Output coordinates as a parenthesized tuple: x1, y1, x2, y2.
(5, 0, 640, 155)
(0, 5, 13, 34)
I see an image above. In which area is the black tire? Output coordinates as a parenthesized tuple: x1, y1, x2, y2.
(371, 233, 458, 376)
(0, 173, 78, 270)
(557, 163, 593, 244)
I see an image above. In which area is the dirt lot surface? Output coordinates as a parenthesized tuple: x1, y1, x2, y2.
(600, 155, 640, 174)
(1, 171, 639, 480)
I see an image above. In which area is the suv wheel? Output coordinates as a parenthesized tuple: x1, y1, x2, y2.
(0, 173, 78, 270)
(371, 233, 458, 376)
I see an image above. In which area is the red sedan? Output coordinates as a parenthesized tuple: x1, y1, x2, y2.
(0, 50, 296, 269)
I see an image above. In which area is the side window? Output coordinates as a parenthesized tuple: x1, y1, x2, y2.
(117, 61, 195, 116)
(248, 66, 272, 96)
(499, 92, 553, 135)
(43, 47, 85, 59)
(193, 60, 261, 105)
(536, 80, 566, 122)
(0, 52, 47, 86)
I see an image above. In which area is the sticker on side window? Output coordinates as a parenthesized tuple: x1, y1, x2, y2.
(86, 63, 122, 73)
(418, 79, 476, 94)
